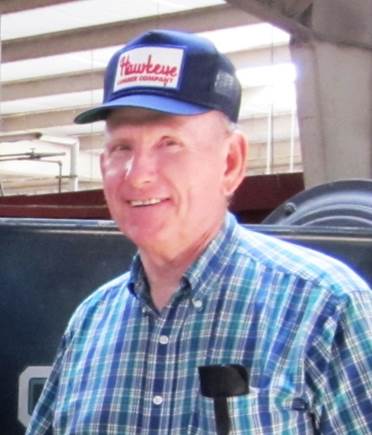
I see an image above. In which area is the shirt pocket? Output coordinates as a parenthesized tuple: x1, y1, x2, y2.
(189, 389, 316, 434)
(227, 389, 316, 434)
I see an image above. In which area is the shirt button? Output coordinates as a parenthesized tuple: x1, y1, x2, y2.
(153, 395, 163, 405)
(159, 335, 169, 345)
(192, 298, 203, 310)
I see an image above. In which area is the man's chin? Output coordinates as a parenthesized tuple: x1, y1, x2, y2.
(120, 225, 170, 249)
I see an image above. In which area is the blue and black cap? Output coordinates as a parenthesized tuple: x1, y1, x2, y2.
(74, 29, 242, 124)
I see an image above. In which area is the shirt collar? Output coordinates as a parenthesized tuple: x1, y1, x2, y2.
(127, 253, 148, 300)
(183, 211, 239, 297)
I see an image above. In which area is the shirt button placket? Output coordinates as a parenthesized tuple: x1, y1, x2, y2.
(153, 395, 163, 406)
(191, 298, 203, 311)
(159, 335, 169, 345)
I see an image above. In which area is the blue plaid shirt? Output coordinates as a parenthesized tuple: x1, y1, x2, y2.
(27, 213, 372, 434)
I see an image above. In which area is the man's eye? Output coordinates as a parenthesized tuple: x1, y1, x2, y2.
(163, 139, 180, 148)
(110, 144, 132, 153)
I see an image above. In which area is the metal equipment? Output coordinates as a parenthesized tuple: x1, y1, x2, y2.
(263, 179, 372, 227)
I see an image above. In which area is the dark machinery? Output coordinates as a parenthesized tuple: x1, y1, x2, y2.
(263, 179, 372, 227)
(261, 179, 372, 287)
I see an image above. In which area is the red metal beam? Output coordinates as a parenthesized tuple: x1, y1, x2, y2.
(0, 173, 304, 222)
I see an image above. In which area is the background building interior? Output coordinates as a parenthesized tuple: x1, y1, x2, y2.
(0, 0, 301, 197)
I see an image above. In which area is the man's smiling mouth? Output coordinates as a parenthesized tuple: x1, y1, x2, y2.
(128, 198, 164, 207)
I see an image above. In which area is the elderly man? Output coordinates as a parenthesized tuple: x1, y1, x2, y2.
(27, 30, 372, 434)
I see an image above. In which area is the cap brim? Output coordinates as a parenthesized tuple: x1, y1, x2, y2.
(74, 94, 210, 124)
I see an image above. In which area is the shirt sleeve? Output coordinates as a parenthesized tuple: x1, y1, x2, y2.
(25, 330, 69, 435)
(315, 289, 372, 433)
(25, 282, 115, 434)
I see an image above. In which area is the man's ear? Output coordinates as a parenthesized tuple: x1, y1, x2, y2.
(222, 130, 248, 197)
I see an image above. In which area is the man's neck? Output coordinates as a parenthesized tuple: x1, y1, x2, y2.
(139, 221, 224, 310)
(141, 258, 186, 311)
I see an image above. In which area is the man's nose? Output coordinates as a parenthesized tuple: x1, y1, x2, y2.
(124, 150, 156, 187)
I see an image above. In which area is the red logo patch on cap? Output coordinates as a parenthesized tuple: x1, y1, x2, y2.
(114, 46, 184, 91)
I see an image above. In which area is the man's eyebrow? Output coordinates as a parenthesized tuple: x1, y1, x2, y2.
(104, 135, 131, 149)
(107, 136, 132, 145)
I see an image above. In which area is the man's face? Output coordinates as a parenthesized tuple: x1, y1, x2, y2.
(101, 108, 244, 256)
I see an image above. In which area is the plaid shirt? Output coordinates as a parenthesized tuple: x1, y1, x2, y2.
(27, 213, 372, 434)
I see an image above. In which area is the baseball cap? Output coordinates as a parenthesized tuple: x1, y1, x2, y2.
(74, 29, 242, 124)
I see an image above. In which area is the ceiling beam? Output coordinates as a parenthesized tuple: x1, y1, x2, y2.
(227, 0, 372, 49)
(2, 71, 103, 101)
(0, 0, 76, 14)
(225, 0, 313, 39)
(1, 107, 83, 132)
(2, 4, 258, 63)
(2, 44, 290, 101)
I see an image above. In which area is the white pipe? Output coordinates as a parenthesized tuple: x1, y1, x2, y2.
(266, 29, 275, 175)
(40, 135, 80, 191)
(266, 102, 274, 175)
(69, 138, 79, 191)
(289, 99, 296, 173)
